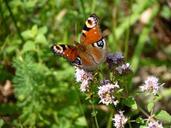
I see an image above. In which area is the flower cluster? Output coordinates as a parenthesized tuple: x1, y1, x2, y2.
(98, 80, 119, 105)
(106, 52, 124, 66)
(106, 52, 131, 75)
(112, 111, 128, 128)
(147, 121, 163, 128)
(73, 51, 165, 127)
(75, 67, 93, 92)
(115, 63, 131, 75)
(140, 76, 163, 95)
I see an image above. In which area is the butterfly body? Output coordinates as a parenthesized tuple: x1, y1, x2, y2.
(51, 14, 106, 70)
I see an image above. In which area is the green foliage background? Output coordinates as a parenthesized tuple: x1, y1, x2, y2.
(0, 0, 171, 127)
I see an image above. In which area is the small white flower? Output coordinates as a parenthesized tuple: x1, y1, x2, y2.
(98, 82, 119, 105)
(147, 121, 163, 128)
(115, 63, 131, 74)
(75, 67, 93, 92)
(80, 80, 89, 92)
(140, 76, 162, 95)
(113, 111, 128, 128)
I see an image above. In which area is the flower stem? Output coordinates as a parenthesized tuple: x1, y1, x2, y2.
(94, 113, 99, 128)
(128, 121, 132, 128)
(91, 100, 99, 128)
(138, 104, 149, 118)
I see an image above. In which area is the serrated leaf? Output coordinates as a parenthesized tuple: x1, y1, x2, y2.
(122, 97, 137, 110)
(147, 102, 154, 112)
(38, 26, 48, 34)
(156, 110, 171, 123)
(22, 40, 36, 53)
(22, 30, 33, 39)
(35, 34, 47, 44)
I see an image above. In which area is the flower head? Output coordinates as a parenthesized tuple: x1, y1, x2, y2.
(98, 81, 119, 105)
(75, 67, 93, 92)
(140, 76, 162, 95)
(106, 52, 124, 68)
(112, 111, 128, 128)
(115, 63, 131, 75)
(147, 121, 163, 128)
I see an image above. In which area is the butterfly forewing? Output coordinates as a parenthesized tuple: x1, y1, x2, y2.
(51, 44, 78, 62)
(80, 14, 103, 45)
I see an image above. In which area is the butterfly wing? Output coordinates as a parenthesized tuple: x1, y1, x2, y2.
(51, 44, 97, 69)
(80, 14, 103, 45)
(51, 14, 106, 71)
(79, 14, 107, 69)
(51, 44, 78, 62)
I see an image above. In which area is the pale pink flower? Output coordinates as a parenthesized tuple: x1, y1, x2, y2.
(98, 81, 119, 105)
(80, 80, 89, 92)
(115, 63, 131, 74)
(140, 76, 162, 95)
(75, 67, 93, 92)
(147, 121, 163, 128)
(112, 111, 128, 128)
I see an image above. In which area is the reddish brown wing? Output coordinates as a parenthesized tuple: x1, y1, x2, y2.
(80, 14, 103, 45)
(51, 44, 78, 62)
(51, 14, 106, 70)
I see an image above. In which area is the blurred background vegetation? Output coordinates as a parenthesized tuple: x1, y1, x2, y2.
(0, 0, 171, 127)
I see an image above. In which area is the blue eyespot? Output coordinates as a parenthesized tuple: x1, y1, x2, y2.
(97, 40, 104, 48)
(93, 39, 105, 48)
(73, 57, 82, 65)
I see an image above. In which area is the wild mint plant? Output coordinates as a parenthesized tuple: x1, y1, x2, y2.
(1, 0, 171, 127)
(112, 111, 128, 128)
(74, 52, 169, 128)
(140, 76, 163, 95)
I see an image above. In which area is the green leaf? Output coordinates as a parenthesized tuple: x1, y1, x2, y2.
(122, 97, 137, 110)
(24, 0, 37, 9)
(31, 25, 38, 38)
(22, 30, 33, 39)
(139, 125, 146, 128)
(0, 119, 4, 127)
(75, 117, 87, 126)
(147, 102, 154, 112)
(22, 25, 38, 40)
(136, 117, 145, 124)
(38, 26, 48, 35)
(35, 34, 47, 45)
(156, 110, 171, 123)
(91, 111, 98, 117)
(6, 45, 18, 53)
(161, 6, 171, 19)
(22, 40, 36, 53)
